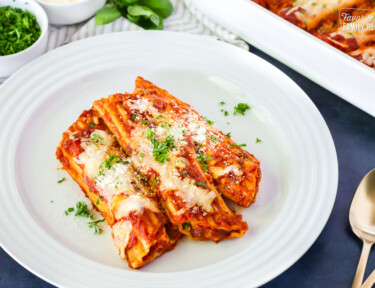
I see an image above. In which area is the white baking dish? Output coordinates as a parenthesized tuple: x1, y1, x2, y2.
(186, 0, 375, 117)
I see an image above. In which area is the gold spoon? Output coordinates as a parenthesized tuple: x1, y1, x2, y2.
(350, 168, 375, 288)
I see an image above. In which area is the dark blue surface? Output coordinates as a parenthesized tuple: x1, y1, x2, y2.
(1, 46, 374, 288)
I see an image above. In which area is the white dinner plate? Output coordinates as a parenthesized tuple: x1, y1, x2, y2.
(0, 31, 338, 288)
(185, 0, 375, 117)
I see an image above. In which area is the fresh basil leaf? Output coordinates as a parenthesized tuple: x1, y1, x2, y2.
(127, 5, 163, 30)
(95, 6, 122, 25)
(138, 0, 173, 19)
(127, 5, 154, 18)
(127, 14, 140, 24)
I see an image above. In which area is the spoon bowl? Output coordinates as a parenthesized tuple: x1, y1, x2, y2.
(350, 168, 375, 288)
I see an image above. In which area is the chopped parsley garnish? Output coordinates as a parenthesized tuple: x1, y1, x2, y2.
(203, 116, 214, 125)
(182, 129, 186, 134)
(210, 134, 217, 142)
(157, 114, 163, 119)
(102, 154, 127, 169)
(91, 133, 106, 144)
(57, 177, 65, 183)
(89, 121, 95, 128)
(219, 101, 225, 105)
(0, 6, 42, 56)
(88, 219, 105, 234)
(95, 197, 100, 205)
(230, 143, 247, 147)
(256, 138, 262, 143)
(224, 111, 229, 116)
(130, 113, 137, 120)
(233, 103, 250, 115)
(197, 152, 210, 172)
(224, 132, 231, 137)
(150, 135, 175, 164)
(183, 171, 187, 176)
(182, 222, 191, 230)
(140, 152, 145, 158)
(140, 120, 149, 125)
(196, 182, 207, 188)
(154, 177, 158, 186)
(64, 207, 74, 215)
(139, 193, 143, 197)
(223, 185, 227, 189)
(146, 129, 155, 139)
(75, 201, 93, 219)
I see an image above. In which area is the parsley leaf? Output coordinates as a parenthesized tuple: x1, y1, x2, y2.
(230, 143, 247, 147)
(57, 177, 65, 183)
(233, 103, 250, 115)
(89, 121, 95, 128)
(91, 133, 107, 144)
(75, 201, 93, 219)
(219, 101, 225, 105)
(150, 135, 175, 163)
(203, 116, 214, 125)
(256, 138, 262, 143)
(197, 152, 210, 172)
(87, 219, 105, 234)
(196, 182, 207, 188)
(130, 113, 137, 120)
(182, 222, 190, 230)
(224, 132, 231, 137)
(64, 207, 74, 215)
(0, 6, 42, 56)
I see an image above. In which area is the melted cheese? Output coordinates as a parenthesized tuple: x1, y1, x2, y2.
(128, 97, 159, 117)
(288, 0, 360, 29)
(112, 220, 132, 260)
(114, 195, 160, 219)
(95, 163, 134, 201)
(210, 165, 243, 179)
(130, 126, 216, 214)
(77, 130, 114, 178)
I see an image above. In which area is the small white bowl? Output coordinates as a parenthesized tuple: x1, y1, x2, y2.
(0, 0, 48, 78)
(36, 0, 106, 25)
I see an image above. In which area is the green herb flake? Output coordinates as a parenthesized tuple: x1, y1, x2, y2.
(87, 219, 105, 234)
(140, 120, 149, 125)
(203, 116, 214, 125)
(95, 197, 100, 205)
(233, 103, 250, 115)
(140, 152, 145, 158)
(91, 133, 107, 144)
(182, 222, 190, 230)
(57, 177, 66, 183)
(0, 6, 42, 56)
(197, 153, 210, 172)
(75, 201, 93, 219)
(130, 113, 137, 120)
(89, 121, 95, 128)
(230, 143, 247, 147)
(154, 177, 158, 186)
(219, 101, 225, 105)
(150, 135, 175, 164)
(146, 129, 155, 139)
(256, 138, 262, 143)
(210, 134, 217, 142)
(224, 132, 231, 137)
(196, 182, 207, 188)
(64, 207, 74, 216)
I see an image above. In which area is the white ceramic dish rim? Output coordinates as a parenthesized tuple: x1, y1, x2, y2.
(0, 0, 48, 59)
(36, 0, 92, 6)
(0, 31, 338, 288)
(185, 0, 375, 117)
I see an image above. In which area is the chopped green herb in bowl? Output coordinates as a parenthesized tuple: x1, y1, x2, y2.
(0, 6, 42, 56)
(0, 0, 48, 77)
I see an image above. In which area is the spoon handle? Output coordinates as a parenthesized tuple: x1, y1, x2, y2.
(361, 269, 375, 288)
(352, 241, 372, 288)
